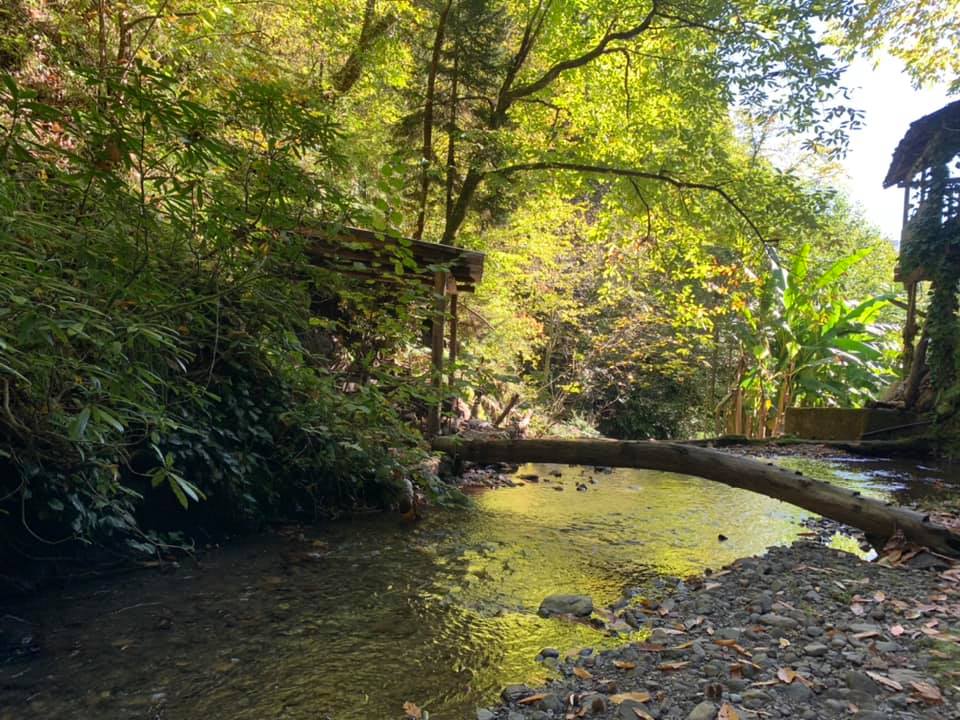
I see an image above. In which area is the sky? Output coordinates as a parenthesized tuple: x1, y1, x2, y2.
(838, 57, 954, 245)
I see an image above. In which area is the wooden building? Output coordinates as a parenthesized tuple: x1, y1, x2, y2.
(884, 99, 960, 407)
(300, 225, 485, 435)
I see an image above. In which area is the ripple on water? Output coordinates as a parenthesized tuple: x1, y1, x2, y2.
(0, 458, 927, 720)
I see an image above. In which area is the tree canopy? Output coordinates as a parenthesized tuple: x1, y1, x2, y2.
(0, 0, 925, 559)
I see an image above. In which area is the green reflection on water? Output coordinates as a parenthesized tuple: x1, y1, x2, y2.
(0, 460, 908, 720)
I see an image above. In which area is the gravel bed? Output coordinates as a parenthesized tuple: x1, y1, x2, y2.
(482, 541, 960, 720)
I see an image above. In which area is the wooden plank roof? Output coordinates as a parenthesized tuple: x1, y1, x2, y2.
(299, 225, 485, 292)
(884, 99, 960, 188)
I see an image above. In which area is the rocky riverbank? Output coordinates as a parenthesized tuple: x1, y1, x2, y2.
(481, 541, 960, 720)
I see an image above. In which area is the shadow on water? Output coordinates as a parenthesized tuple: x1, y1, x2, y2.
(0, 456, 955, 720)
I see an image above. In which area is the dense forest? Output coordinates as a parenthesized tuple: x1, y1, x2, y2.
(0, 0, 957, 565)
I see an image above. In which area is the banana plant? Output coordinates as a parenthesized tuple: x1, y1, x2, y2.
(737, 244, 896, 437)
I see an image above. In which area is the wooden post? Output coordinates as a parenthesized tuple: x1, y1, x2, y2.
(426, 271, 447, 437)
(902, 280, 918, 377)
(447, 277, 459, 376)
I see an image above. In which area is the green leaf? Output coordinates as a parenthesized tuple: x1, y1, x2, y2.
(69, 407, 92, 441)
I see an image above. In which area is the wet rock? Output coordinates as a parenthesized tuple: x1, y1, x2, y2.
(579, 693, 609, 715)
(759, 613, 798, 629)
(742, 689, 771, 709)
(844, 670, 879, 694)
(780, 681, 814, 702)
(539, 647, 560, 659)
(687, 701, 716, 720)
(538, 594, 592, 617)
(537, 693, 563, 713)
(803, 642, 828, 657)
(477, 709, 495, 720)
(501, 684, 534, 703)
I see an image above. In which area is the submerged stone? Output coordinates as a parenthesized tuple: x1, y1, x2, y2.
(538, 594, 593, 617)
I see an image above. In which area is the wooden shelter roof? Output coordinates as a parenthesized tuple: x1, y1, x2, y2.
(300, 225, 485, 292)
(884, 99, 960, 188)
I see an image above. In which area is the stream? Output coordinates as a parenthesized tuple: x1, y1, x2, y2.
(0, 455, 954, 720)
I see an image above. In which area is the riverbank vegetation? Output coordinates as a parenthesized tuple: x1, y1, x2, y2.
(0, 0, 955, 571)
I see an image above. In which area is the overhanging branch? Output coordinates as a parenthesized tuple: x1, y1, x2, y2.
(506, 1, 659, 102)
(489, 161, 764, 242)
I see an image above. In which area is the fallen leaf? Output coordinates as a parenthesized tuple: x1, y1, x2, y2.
(633, 709, 655, 720)
(778, 638, 791, 648)
(850, 603, 866, 616)
(704, 582, 722, 591)
(750, 679, 779, 687)
(572, 666, 593, 680)
(853, 630, 880, 640)
(517, 694, 547, 706)
(717, 703, 740, 720)
(658, 661, 690, 671)
(613, 660, 637, 670)
(402, 701, 422, 719)
(890, 625, 905, 637)
(732, 643, 752, 658)
(777, 667, 797, 684)
(874, 591, 886, 603)
(715, 639, 737, 647)
(866, 671, 903, 692)
(610, 692, 652, 704)
(910, 681, 944, 704)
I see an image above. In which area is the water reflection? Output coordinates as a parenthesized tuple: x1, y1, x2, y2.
(0, 457, 953, 720)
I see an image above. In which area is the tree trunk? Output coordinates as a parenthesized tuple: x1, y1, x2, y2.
(431, 437, 960, 558)
(415, 0, 453, 241)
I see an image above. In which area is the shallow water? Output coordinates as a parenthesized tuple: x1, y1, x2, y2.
(0, 456, 955, 720)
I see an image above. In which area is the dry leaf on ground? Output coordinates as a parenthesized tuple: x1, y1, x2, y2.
(609, 691, 652, 704)
(717, 703, 740, 720)
(658, 661, 690, 671)
(866, 671, 904, 692)
(402, 701, 422, 719)
(517, 694, 547, 706)
(910, 681, 944, 704)
(613, 660, 637, 670)
(572, 666, 593, 680)
(777, 667, 797, 684)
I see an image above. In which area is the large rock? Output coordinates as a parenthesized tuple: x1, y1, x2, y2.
(687, 702, 717, 720)
(538, 594, 593, 617)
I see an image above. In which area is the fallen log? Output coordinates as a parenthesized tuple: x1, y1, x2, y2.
(432, 437, 960, 558)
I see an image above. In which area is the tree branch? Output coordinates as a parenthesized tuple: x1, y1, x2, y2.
(332, 0, 397, 94)
(489, 161, 764, 242)
(506, 0, 659, 102)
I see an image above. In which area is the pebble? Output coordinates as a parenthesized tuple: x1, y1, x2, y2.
(487, 540, 957, 720)
(686, 701, 716, 720)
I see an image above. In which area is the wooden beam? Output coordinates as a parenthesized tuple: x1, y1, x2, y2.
(426, 272, 447, 437)
(432, 437, 960, 557)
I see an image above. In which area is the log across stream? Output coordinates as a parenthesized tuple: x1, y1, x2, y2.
(433, 437, 960, 558)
